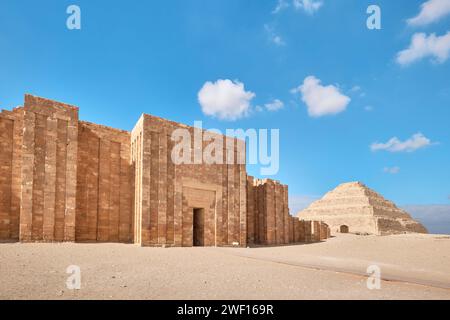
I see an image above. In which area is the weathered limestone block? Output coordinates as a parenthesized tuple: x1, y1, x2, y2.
(20, 95, 79, 242)
(75, 122, 132, 243)
(304, 220, 312, 243)
(0, 113, 14, 240)
(246, 178, 294, 246)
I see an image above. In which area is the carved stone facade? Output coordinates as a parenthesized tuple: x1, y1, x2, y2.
(0, 94, 330, 246)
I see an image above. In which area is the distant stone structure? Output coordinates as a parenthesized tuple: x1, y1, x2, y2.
(0, 94, 330, 246)
(298, 182, 428, 235)
(246, 177, 329, 245)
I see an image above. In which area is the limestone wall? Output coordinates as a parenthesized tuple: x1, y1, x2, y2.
(0, 108, 23, 241)
(246, 177, 330, 245)
(247, 176, 294, 245)
(1, 95, 135, 243)
(20, 95, 79, 242)
(0, 94, 331, 247)
(75, 122, 133, 243)
(132, 114, 247, 247)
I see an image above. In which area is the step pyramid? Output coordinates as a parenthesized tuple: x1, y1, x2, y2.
(297, 182, 428, 235)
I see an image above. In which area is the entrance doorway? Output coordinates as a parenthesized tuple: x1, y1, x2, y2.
(193, 208, 205, 246)
(340, 225, 349, 233)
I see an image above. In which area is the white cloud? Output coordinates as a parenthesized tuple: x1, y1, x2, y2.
(264, 24, 285, 46)
(272, 0, 290, 14)
(292, 76, 351, 117)
(198, 79, 255, 121)
(383, 166, 400, 174)
(396, 32, 450, 65)
(407, 0, 450, 26)
(371, 133, 435, 153)
(264, 99, 284, 111)
(293, 0, 323, 15)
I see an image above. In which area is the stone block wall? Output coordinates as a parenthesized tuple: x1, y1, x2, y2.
(19, 95, 79, 242)
(131, 114, 247, 247)
(246, 177, 290, 246)
(0, 108, 23, 241)
(0, 94, 330, 247)
(75, 122, 133, 243)
(246, 177, 330, 246)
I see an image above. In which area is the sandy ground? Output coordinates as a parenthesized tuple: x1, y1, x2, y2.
(1, 234, 449, 300)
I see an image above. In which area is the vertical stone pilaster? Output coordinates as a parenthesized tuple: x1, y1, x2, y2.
(64, 117, 78, 241)
(0, 117, 13, 239)
(97, 139, 111, 242)
(157, 132, 167, 245)
(149, 131, 159, 245)
(109, 142, 121, 242)
(239, 164, 247, 247)
(20, 110, 35, 241)
(119, 141, 132, 242)
(43, 117, 57, 241)
(166, 134, 175, 245)
(10, 108, 24, 240)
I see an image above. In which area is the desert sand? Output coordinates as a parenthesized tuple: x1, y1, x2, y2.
(1, 234, 449, 300)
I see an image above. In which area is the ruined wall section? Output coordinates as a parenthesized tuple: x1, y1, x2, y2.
(19, 95, 78, 242)
(75, 121, 133, 243)
(133, 114, 247, 247)
(247, 177, 330, 245)
(246, 177, 290, 246)
(0, 107, 23, 240)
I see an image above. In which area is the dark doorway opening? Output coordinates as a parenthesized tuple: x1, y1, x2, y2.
(193, 208, 205, 246)
(340, 225, 349, 233)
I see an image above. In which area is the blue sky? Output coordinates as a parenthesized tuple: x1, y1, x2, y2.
(1, 0, 449, 230)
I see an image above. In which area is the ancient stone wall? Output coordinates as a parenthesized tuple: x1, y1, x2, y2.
(75, 121, 133, 243)
(0, 94, 331, 247)
(246, 177, 329, 246)
(246, 177, 291, 246)
(19, 96, 79, 242)
(132, 114, 247, 247)
(0, 108, 23, 241)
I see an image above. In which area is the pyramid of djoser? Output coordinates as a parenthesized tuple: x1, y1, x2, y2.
(297, 182, 428, 235)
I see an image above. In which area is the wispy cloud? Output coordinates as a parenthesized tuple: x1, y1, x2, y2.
(264, 99, 284, 111)
(293, 0, 323, 15)
(264, 24, 286, 46)
(349, 85, 366, 97)
(383, 166, 400, 174)
(397, 32, 450, 65)
(272, 0, 290, 14)
(272, 0, 323, 15)
(407, 0, 450, 26)
(292, 76, 351, 117)
(371, 133, 436, 153)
